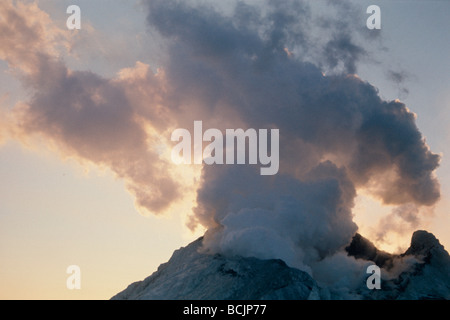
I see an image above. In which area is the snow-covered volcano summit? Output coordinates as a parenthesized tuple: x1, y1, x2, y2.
(112, 230, 449, 300)
(111, 237, 320, 300)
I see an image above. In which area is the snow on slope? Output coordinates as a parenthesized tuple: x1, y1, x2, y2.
(111, 237, 320, 300)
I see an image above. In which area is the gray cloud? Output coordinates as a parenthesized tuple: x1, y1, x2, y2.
(142, 0, 441, 271)
(323, 33, 365, 74)
(144, 0, 440, 204)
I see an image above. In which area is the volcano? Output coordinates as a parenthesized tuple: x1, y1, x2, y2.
(112, 230, 450, 300)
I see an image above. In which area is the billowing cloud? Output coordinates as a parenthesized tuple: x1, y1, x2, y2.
(0, 0, 441, 278)
(196, 162, 358, 272)
(1, 1, 181, 214)
(143, 0, 440, 199)
(141, 0, 440, 270)
(14, 62, 181, 213)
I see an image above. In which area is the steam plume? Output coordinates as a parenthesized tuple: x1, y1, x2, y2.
(0, 0, 441, 283)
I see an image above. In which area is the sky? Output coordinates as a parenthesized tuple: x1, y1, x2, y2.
(0, 0, 449, 299)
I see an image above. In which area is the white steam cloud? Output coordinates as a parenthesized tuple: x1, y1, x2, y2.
(0, 0, 441, 293)
(143, 0, 441, 287)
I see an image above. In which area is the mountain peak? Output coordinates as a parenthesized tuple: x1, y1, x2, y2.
(404, 230, 445, 258)
(112, 237, 320, 300)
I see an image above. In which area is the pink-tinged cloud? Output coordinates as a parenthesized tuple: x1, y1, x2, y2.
(1, 1, 181, 214)
(0, 0, 68, 75)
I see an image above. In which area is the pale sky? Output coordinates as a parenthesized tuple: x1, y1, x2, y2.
(0, 0, 449, 299)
